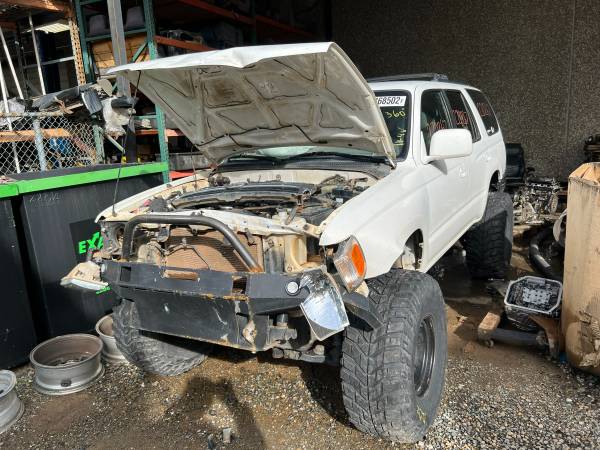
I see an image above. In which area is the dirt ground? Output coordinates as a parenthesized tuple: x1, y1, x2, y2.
(2, 240, 600, 449)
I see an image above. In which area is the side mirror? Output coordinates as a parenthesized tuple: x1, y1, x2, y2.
(424, 129, 473, 163)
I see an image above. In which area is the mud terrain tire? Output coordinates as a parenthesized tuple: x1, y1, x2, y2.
(341, 269, 447, 443)
(113, 300, 211, 376)
(463, 191, 513, 279)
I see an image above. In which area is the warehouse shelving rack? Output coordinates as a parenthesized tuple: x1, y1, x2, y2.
(74, 0, 171, 182)
(73, 0, 321, 182)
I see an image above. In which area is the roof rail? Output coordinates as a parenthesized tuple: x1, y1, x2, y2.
(367, 73, 449, 82)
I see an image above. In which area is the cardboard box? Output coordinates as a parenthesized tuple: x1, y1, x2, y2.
(91, 34, 150, 71)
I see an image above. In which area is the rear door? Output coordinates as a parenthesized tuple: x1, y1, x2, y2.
(444, 89, 485, 221)
(465, 89, 506, 219)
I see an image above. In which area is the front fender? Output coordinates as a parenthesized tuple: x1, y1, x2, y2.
(320, 165, 429, 278)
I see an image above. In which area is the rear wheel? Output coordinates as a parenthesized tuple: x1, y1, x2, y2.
(112, 299, 212, 376)
(341, 269, 447, 443)
(463, 191, 513, 279)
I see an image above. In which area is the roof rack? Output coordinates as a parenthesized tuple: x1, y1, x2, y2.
(367, 73, 450, 82)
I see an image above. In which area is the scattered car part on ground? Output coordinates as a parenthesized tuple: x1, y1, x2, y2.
(512, 176, 565, 224)
(0, 370, 24, 434)
(63, 42, 511, 443)
(504, 143, 567, 225)
(95, 315, 128, 363)
(504, 276, 562, 318)
(29, 334, 104, 395)
(529, 226, 563, 281)
(479, 276, 562, 356)
(486, 328, 547, 348)
(552, 209, 567, 248)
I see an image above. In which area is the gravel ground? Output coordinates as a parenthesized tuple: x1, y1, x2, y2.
(2, 246, 599, 449)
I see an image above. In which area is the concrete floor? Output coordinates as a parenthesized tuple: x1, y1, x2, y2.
(2, 242, 599, 449)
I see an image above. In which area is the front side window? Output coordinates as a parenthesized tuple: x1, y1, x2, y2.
(420, 90, 451, 153)
(466, 89, 499, 136)
(375, 90, 411, 160)
(445, 90, 480, 142)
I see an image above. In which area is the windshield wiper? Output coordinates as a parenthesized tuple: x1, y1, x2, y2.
(286, 151, 389, 165)
(225, 153, 281, 163)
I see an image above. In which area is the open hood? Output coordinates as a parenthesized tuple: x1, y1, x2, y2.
(108, 42, 396, 165)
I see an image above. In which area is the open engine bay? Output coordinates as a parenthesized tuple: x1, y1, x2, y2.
(99, 172, 375, 277)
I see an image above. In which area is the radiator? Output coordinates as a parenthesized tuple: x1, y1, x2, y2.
(164, 228, 262, 273)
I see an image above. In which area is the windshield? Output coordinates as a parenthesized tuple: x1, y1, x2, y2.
(374, 90, 411, 160)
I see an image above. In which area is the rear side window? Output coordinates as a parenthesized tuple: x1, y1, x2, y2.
(421, 90, 451, 153)
(445, 90, 480, 142)
(466, 89, 499, 136)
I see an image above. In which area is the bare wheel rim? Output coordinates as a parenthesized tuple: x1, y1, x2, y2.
(414, 315, 435, 397)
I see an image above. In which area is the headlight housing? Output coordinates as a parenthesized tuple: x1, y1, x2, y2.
(333, 236, 366, 291)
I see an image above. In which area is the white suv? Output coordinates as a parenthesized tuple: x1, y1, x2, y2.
(64, 43, 512, 443)
(366, 74, 511, 278)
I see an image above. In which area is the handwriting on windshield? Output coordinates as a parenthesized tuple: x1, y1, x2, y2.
(384, 109, 406, 119)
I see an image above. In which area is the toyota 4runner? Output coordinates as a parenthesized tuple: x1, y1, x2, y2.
(63, 42, 512, 443)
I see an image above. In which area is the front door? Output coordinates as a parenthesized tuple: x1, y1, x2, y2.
(419, 89, 470, 261)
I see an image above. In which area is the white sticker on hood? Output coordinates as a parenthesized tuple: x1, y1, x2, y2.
(377, 95, 407, 107)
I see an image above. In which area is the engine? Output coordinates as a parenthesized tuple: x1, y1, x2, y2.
(166, 174, 367, 224)
(110, 175, 368, 276)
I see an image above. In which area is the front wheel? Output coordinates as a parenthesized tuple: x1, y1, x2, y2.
(341, 269, 447, 443)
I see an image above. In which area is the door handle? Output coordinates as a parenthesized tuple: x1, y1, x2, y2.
(459, 166, 467, 178)
(484, 154, 491, 163)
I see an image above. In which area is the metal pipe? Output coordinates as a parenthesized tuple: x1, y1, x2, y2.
(0, 27, 23, 99)
(13, 23, 26, 97)
(490, 328, 545, 348)
(121, 214, 262, 271)
(28, 14, 46, 95)
(0, 111, 65, 118)
(0, 56, 20, 173)
(106, 0, 130, 97)
(32, 118, 47, 171)
(104, 132, 125, 153)
(23, 55, 74, 69)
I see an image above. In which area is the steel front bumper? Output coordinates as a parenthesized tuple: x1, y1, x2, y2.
(101, 261, 381, 352)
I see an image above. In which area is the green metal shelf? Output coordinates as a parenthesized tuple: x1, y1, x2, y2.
(74, 0, 170, 183)
(73, 0, 319, 184)
(84, 28, 147, 43)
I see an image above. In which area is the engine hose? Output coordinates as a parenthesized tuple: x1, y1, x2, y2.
(529, 227, 561, 281)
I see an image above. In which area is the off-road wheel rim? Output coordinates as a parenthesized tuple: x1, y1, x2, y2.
(414, 315, 435, 397)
